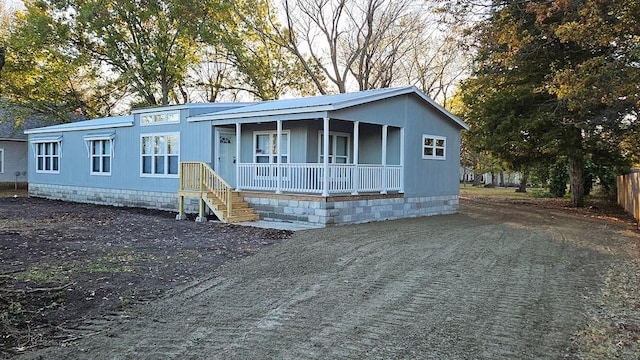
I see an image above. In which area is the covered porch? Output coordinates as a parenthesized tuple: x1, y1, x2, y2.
(225, 117, 405, 196)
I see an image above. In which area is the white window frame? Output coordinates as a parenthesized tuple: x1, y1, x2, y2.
(253, 130, 290, 164)
(140, 111, 180, 126)
(318, 131, 351, 164)
(140, 132, 180, 177)
(84, 133, 115, 176)
(422, 134, 446, 160)
(90, 139, 112, 175)
(32, 138, 62, 174)
(0, 148, 4, 174)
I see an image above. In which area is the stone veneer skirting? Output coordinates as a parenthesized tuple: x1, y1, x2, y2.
(29, 183, 458, 226)
(29, 183, 200, 212)
(241, 191, 459, 226)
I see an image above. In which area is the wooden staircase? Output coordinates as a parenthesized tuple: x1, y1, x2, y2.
(177, 162, 259, 223)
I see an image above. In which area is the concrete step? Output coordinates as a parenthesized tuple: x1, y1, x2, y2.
(226, 214, 261, 223)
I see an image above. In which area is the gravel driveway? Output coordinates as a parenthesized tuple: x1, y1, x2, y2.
(22, 198, 630, 359)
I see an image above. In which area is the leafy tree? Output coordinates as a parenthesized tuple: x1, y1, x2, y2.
(549, 158, 568, 198)
(64, 0, 229, 106)
(0, 1, 106, 122)
(459, 0, 639, 207)
(220, 0, 320, 100)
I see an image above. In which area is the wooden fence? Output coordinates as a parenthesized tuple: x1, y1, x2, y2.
(617, 171, 640, 226)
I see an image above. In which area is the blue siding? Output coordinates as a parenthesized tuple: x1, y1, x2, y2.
(28, 110, 215, 193)
(28, 91, 464, 201)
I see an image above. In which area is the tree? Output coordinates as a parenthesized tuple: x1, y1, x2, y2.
(276, 0, 462, 95)
(219, 0, 320, 100)
(65, 0, 229, 106)
(0, 1, 107, 122)
(459, 0, 639, 207)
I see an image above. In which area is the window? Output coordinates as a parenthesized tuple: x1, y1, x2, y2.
(253, 131, 289, 163)
(36, 142, 61, 173)
(318, 131, 350, 163)
(84, 133, 114, 175)
(140, 111, 180, 126)
(0, 148, 3, 173)
(91, 140, 112, 175)
(141, 133, 180, 176)
(422, 134, 446, 160)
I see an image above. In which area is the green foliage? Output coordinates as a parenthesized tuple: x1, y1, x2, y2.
(459, 0, 639, 207)
(549, 159, 569, 198)
(0, 2, 103, 122)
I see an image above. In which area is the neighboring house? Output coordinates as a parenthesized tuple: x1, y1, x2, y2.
(459, 167, 521, 187)
(0, 117, 30, 186)
(26, 86, 468, 226)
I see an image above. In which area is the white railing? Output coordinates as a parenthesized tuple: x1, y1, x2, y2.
(237, 163, 402, 194)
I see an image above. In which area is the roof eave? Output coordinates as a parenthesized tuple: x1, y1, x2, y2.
(188, 105, 335, 122)
(24, 121, 134, 135)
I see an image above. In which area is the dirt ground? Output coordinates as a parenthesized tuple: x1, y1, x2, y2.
(0, 196, 291, 358)
(3, 192, 640, 359)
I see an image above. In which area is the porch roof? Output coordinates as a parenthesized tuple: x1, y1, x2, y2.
(187, 86, 469, 130)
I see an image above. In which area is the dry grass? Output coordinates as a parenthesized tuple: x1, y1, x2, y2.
(0, 187, 28, 198)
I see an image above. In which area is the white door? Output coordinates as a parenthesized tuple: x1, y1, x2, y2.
(217, 131, 236, 187)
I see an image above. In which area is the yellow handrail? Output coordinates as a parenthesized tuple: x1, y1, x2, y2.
(180, 162, 233, 218)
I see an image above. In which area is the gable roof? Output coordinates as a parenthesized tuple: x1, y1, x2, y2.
(189, 86, 469, 130)
(0, 108, 48, 140)
(24, 115, 134, 135)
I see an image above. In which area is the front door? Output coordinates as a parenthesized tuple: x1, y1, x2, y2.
(217, 130, 236, 188)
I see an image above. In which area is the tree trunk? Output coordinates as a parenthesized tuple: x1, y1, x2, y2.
(500, 171, 505, 187)
(516, 169, 528, 192)
(567, 126, 584, 207)
(0, 47, 5, 95)
(473, 171, 481, 186)
(568, 155, 584, 207)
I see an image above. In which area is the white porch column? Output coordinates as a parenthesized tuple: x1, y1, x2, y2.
(381, 125, 388, 194)
(400, 127, 405, 193)
(276, 119, 282, 194)
(322, 117, 330, 197)
(352, 121, 360, 195)
(235, 122, 241, 191)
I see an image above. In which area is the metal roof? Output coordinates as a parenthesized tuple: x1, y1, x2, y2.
(189, 86, 469, 130)
(24, 115, 134, 134)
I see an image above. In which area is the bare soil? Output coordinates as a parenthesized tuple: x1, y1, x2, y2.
(3, 192, 640, 359)
(0, 197, 291, 358)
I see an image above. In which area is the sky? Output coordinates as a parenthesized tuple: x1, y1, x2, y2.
(2, 0, 25, 12)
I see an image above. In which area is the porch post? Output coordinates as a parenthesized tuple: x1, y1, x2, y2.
(276, 119, 282, 194)
(235, 122, 241, 191)
(352, 121, 360, 195)
(400, 127, 405, 193)
(381, 125, 388, 194)
(322, 116, 330, 197)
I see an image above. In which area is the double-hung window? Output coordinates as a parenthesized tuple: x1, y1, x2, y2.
(254, 131, 289, 164)
(318, 131, 350, 163)
(91, 140, 111, 174)
(141, 133, 180, 176)
(84, 133, 115, 175)
(422, 134, 446, 160)
(32, 138, 62, 173)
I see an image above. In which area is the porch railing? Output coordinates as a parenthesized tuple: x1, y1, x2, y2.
(237, 163, 402, 194)
(180, 161, 233, 217)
